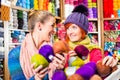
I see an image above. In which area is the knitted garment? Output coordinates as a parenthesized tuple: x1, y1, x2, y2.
(68, 36, 103, 62)
(20, 33, 38, 79)
(8, 46, 26, 80)
(68, 36, 101, 50)
(8, 46, 48, 80)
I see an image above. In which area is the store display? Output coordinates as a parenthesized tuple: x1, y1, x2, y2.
(1, 0, 120, 80)
(0, 21, 4, 80)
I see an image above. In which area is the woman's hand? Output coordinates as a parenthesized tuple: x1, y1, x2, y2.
(48, 54, 66, 80)
(31, 64, 48, 80)
(102, 56, 118, 67)
(68, 50, 77, 57)
(53, 53, 66, 69)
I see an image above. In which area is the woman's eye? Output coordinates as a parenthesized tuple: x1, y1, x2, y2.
(72, 26, 77, 29)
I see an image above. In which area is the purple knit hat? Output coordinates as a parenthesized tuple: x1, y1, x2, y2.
(64, 4, 89, 33)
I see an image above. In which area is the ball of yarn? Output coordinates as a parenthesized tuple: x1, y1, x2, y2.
(53, 40, 69, 54)
(75, 62, 96, 80)
(69, 56, 84, 67)
(74, 45, 89, 59)
(90, 74, 102, 80)
(67, 74, 84, 80)
(39, 45, 54, 62)
(96, 60, 112, 77)
(31, 54, 49, 68)
(52, 70, 67, 80)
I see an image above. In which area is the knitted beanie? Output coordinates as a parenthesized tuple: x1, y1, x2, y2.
(64, 4, 89, 33)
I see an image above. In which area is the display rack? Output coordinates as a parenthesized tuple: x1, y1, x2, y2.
(0, 20, 4, 80)
(4, 0, 63, 79)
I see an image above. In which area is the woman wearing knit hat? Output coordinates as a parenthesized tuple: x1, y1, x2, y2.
(8, 10, 65, 80)
(64, 4, 118, 79)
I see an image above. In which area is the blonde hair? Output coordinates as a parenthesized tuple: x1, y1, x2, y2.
(28, 9, 55, 31)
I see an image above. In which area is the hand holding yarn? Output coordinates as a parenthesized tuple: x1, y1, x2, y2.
(31, 45, 54, 68)
(52, 40, 69, 69)
(97, 60, 117, 78)
(31, 63, 48, 80)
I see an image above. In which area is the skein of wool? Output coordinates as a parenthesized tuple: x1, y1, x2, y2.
(74, 45, 89, 60)
(67, 74, 84, 80)
(52, 70, 67, 80)
(75, 62, 97, 80)
(39, 45, 55, 62)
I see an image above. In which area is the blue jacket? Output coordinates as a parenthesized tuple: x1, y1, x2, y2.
(8, 46, 35, 80)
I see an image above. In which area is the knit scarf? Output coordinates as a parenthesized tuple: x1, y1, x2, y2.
(68, 36, 102, 62)
(68, 36, 101, 51)
(20, 33, 38, 79)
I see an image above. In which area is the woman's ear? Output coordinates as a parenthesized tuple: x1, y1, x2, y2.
(36, 22, 42, 31)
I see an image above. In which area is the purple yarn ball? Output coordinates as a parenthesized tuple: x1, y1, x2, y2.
(52, 70, 67, 80)
(39, 45, 54, 62)
(75, 62, 97, 80)
(74, 45, 89, 59)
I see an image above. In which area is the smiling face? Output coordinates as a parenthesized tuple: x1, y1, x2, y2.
(66, 24, 83, 42)
(40, 16, 55, 42)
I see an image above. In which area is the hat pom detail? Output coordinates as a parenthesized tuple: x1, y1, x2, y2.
(72, 4, 89, 16)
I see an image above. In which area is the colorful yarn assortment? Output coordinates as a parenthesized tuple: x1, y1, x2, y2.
(88, 21, 97, 32)
(104, 20, 120, 30)
(103, 0, 120, 18)
(113, 0, 120, 17)
(87, 0, 97, 18)
(9, 9, 28, 31)
(104, 42, 120, 60)
(0, 22, 4, 57)
(11, 31, 26, 43)
(34, 0, 39, 10)
(88, 34, 98, 45)
(104, 31, 120, 42)
(13, 0, 60, 16)
(56, 23, 66, 41)
(64, 0, 97, 18)
(16, 0, 30, 9)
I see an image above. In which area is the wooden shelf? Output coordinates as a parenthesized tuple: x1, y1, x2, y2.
(9, 28, 29, 32)
(104, 40, 120, 42)
(104, 18, 120, 20)
(11, 5, 29, 12)
(88, 18, 98, 21)
(9, 43, 22, 45)
(55, 16, 61, 20)
(104, 30, 120, 32)
(88, 32, 98, 34)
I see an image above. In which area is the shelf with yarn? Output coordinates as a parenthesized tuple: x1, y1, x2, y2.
(104, 18, 120, 20)
(9, 28, 30, 32)
(101, 0, 120, 62)
(88, 18, 98, 21)
(11, 5, 62, 20)
(11, 5, 29, 12)
(0, 20, 5, 80)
